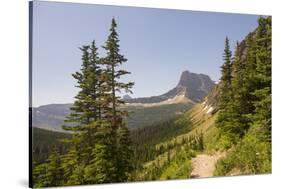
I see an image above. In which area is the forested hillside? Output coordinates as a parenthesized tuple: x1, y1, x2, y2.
(32, 128, 71, 164)
(214, 16, 271, 175)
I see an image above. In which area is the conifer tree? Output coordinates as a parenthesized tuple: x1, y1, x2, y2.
(46, 148, 64, 186)
(84, 121, 116, 183)
(116, 125, 134, 181)
(33, 148, 63, 187)
(88, 40, 100, 121)
(220, 37, 233, 97)
(216, 37, 234, 136)
(61, 42, 105, 184)
(228, 34, 258, 138)
(102, 18, 134, 181)
(251, 17, 272, 142)
(33, 162, 49, 187)
(102, 18, 134, 126)
(67, 165, 86, 185)
(65, 45, 93, 126)
(60, 147, 80, 185)
(226, 41, 252, 137)
(218, 37, 233, 106)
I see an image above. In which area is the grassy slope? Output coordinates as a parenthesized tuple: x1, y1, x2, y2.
(155, 103, 217, 151)
(135, 102, 219, 180)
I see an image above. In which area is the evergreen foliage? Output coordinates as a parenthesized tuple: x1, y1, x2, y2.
(101, 18, 134, 182)
(33, 18, 134, 187)
(250, 17, 272, 142)
(216, 17, 271, 144)
(33, 148, 63, 187)
(216, 37, 237, 141)
(215, 17, 271, 174)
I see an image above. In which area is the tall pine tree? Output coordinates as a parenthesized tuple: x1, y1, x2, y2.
(216, 37, 235, 139)
(251, 17, 272, 142)
(102, 18, 134, 127)
(102, 18, 134, 182)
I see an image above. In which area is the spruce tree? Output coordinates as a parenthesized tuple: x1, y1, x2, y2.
(33, 162, 49, 187)
(218, 37, 233, 111)
(251, 17, 272, 142)
(102, 18, 134, 127)
(33, 148, 63, 187)
(45, 148, 64, 186)
(61, 147, 80, 185)
(64, 45, 93, 126)
(84, 121, 116, 183)
(216, 37, 234, 137)
(88, 40, 100, 121)
(102, 18, 134, 182)
(220, 37, 233, 96)
(61, 42, 105, 184)
(226, 41, 252, 137)
(116, 125, 134, 181)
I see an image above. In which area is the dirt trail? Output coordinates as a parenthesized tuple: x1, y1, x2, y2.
(190, 152, 225, 178)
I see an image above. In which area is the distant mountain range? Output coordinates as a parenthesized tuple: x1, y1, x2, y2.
(32, 103, 73, 131)
(32, 70, 215, 132)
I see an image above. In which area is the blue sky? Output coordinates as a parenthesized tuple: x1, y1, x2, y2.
(32, 1, 259, 107)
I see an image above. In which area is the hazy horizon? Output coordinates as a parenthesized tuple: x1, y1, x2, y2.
(33, 69, 214, 107)
(32, 1, 260, 107)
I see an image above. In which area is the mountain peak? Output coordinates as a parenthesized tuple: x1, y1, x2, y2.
(177, 70, 212, 88)
(125, 70, 215, 104)
(174, 70, 215, 102)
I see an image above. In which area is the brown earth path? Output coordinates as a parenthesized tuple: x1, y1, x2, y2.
(190, 152, 225, 178)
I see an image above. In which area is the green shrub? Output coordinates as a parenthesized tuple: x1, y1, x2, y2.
(160, 150, 193, 179)
(206, 132, 235, 152)
(214, 133, 271, 176)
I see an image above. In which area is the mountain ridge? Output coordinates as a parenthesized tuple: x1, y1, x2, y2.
(32, 70, 215, 132)
(125, 70, 215, 104)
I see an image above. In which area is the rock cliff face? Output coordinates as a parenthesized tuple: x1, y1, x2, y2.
(125, 70, 215, 104)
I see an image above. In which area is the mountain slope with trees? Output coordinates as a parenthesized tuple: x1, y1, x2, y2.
(214, 16, 271, 175)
